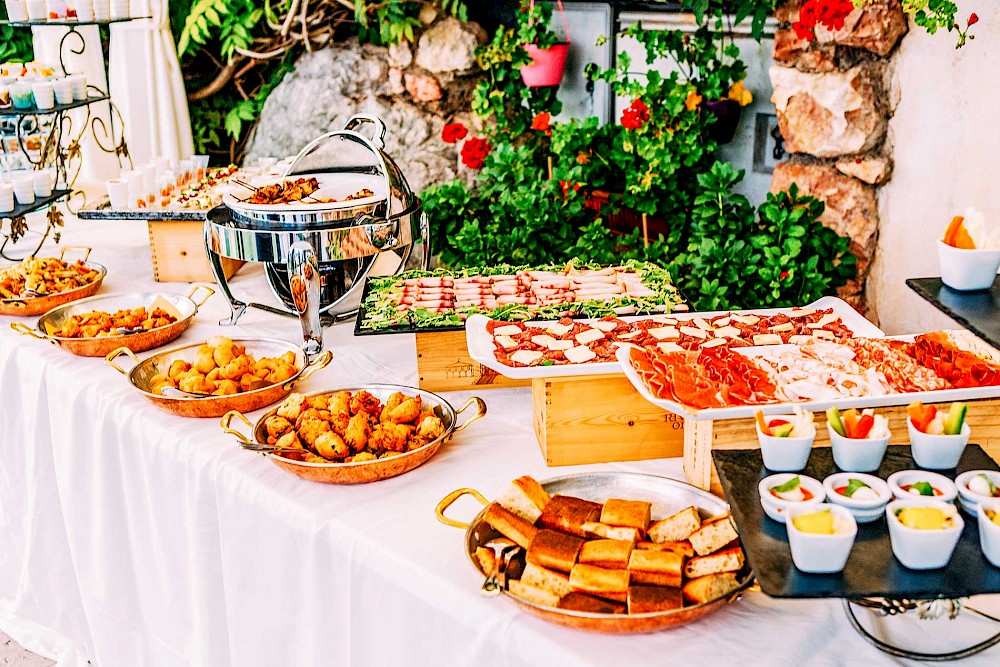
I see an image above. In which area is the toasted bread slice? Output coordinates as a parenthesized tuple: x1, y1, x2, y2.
(496, 475, 551, 523)
(508, 580, 561, 607)
(569, 563, 630, 602)
(627, 585, 684, 614)
(648, 506, 702, 544)
(474, 546, 497, 574)
(627, 548, 683, 588)
(600, 499, 652, 532)
(682, 572, 740, 605)
(521, 562, 574, 597)
(683, 547, 744, 580)
(578, 539, 634, 570)
(483, 502, 538, 550)
(536, 495, 603, 537)
(558, 592, 626, 614)
(580, 522, 642, 542)
(527, 529, 585, 574)
(688, 514, 739, 556)
(637, 540, 695, 558)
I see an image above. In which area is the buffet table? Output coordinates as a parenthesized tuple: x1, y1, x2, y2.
(3, 216, 1000, 666)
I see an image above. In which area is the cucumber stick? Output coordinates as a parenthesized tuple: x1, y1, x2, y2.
(944, 402, 967, 435)
(826, 407, 846, 437)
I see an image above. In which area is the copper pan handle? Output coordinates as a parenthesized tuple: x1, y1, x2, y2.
(10, 322, 55, 345)
(104, 346, 140, 375)
(59, 245, 92, 262)
(435, 488, 489, 529)
(220, 410, 254, 443)
(452, 397, 487, 434)
(186, 284, 215, 309)
(284, 349, 332, 389)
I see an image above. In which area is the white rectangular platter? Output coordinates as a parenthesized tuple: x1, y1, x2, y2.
(465, 296, 885, 380)
(614, 342, 1000, 422)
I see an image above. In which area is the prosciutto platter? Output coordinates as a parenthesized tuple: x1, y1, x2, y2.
(618, 329, 1000, 421)
(465, 296, 883, 379)
(355, 261, 686, 334)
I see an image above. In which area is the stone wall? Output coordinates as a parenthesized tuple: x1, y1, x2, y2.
(769, 0, 908, 310)
(245, 13, 486, 193)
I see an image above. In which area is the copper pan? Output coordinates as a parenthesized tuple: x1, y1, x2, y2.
(0, 247, 107, 317)
(11, 285, 214, 357)
(104, 338, 332, 418)
(435, 472, 753, 634)
(220, 384, 487, 484)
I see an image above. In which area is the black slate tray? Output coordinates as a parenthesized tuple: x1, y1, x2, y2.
(907, 276, 1000, 351)
(713, 445, 1000, 600)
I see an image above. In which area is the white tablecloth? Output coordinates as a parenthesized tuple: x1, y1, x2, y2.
(2, 216, 999, 667)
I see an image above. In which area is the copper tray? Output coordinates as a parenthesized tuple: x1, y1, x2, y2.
(435, 472, 753, 634)
(0, 247, 107, 317)
(220, 384, 486, 484)
(10, 285, 214, 357)
(105, 338, 332, 418)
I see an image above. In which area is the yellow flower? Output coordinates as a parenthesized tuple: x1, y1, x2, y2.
(576, 151, 590, 165)
(685, 89, 703, 112)
(728, 81, 753, 107)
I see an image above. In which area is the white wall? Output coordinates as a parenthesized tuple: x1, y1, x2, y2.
(870, 7, 1000, 333)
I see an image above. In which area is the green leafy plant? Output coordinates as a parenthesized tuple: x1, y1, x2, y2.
(0, 5, 33, 62)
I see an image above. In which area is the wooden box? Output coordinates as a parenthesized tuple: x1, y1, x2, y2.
(683, 398, 1000, 496)
(147, 220, 242, 282)
(533, 374, 685, 466)
(415, 330, 530, 392)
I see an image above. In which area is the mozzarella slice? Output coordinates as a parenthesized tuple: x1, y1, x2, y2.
(510, 350, 543, 365)
(817, 313, 840, 327)
(619, 330, 643, 340)
(591, 320, 618, 332)
(564, 346, 597, 363)
(575, 328, 605, 345)
(531, 334, 557, 348)
(495, 335, 518, 351)
(812, 329, 835, 340)
(700, 338, 727, 349)
(770, 322, 794, 333)
(657, 342, 684, 353)
(649, 326, 679, 341)
(752, 334, 783, 346)
(493, 324, 523, 337)
(680, 326, 708, 339)
(546, 322, 573, 336)
(792, 308, 815, 317)
(712, 326, 741, 339)
(548, 339, 575, 351)
(714, 316, 732, 327)
(789, 335, 813, 345)
(651, 316, 677, 325)
(732, 314, 760, 326)
(693, 317, 713, 331)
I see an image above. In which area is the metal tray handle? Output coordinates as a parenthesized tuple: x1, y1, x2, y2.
(10, 321, 55, 345)
(59, 246, 92, 262)
(105, 346, 140, 375)
(435, 488, 489, 529)
(186, 284, 215, 309)
(452, 397, 487, 434)
(282, 349, 333, 390)
(220, 410, 254, 443)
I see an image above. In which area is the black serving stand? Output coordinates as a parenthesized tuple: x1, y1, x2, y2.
(908, 277, 1000, 350)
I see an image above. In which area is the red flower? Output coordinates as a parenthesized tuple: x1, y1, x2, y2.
(779, 271, 790, 280)
(558, 180, 581, 199)
(461, 136, 491, 170)
(441, 122, 468, 144)
(969, 13, 979, 26)
(793, 0, 854, 42)
(531, 112, 551, 133)
(621, 99, 650, 130)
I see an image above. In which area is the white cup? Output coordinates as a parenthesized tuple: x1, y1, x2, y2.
(108, 0, 126, 18)
(4, 0, 29, 21)
(68, 73, 87, 100)
(52, 77, 73, 105)
(32, 170, 52, 196)
(125, 169, 146, 208)
(25, 0, 45, 19)
(91, 0, 108, 20)
(30, 81, 54, 109)
(73, 0, 92, 20)
(938, 240, 1000, 291)
(106, 178, 129, 209)
(45, 0, 66, 19)
(12, 174, 35, 205)
(152, 155, 172, 173)
(192, 154, 209, 181)
(0, 183, 14, 212)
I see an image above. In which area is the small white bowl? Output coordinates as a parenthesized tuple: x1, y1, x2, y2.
(886, 499, 964, 569)
(759, 473, 825, 524)
(785, 503, 857, 573)
(956, 470, 1000, 516)
(828, 423, 889, 473)
(977, 499, 1000, 567)
(886, 470, 958, 503)
(757, 416, 815, 472)
(823, 472, 892, 523)
(908, 420, 971, 470)
(938, 239, 1000, 292)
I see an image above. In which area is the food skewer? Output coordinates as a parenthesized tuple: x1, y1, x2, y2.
(232, 178, 324, 204)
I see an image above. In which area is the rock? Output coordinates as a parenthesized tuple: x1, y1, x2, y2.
(772, 29, 836, 73)
(416, 17, 481, 73)
(835, 156, 892, 185)
(244, 41, 461, 193)
(770, 161, 879, 276)
(419, 4, 439, 25)
(770, 62, 887, 158)
(773, 0, 802, 25)
(385, 67, 405, 96)
(404, 71, 443, 103)
(814, 0, 908, 57)
(388, 41, 412, 68)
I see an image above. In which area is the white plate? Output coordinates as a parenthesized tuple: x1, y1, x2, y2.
(615, 343, 1000, 421)
(222, 172, 386, 214)
(465, 297, 884, 380)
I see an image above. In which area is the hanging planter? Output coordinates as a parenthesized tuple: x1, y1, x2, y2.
(704, 98, 742, 145)
(519, 0, 571, 88)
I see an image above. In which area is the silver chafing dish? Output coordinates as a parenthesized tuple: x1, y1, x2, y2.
(204, 115, 429, 359)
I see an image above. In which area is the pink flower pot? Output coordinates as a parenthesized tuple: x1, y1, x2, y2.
(520, 42, 570, 88)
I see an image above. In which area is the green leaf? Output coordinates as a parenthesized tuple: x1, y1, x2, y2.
(770, 476, 801, 493)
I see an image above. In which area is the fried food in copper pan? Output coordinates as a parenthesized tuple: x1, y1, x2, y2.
(54, 307, 177, 338)
(148, 336, 298, 396)
(0, 257, 100, 298)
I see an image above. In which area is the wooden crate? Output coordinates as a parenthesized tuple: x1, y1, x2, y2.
(415, 330, 530, 392)
(147, 220, 243, 282)
(533, 374, 685, 466)
(683, 398, 1000, 495)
